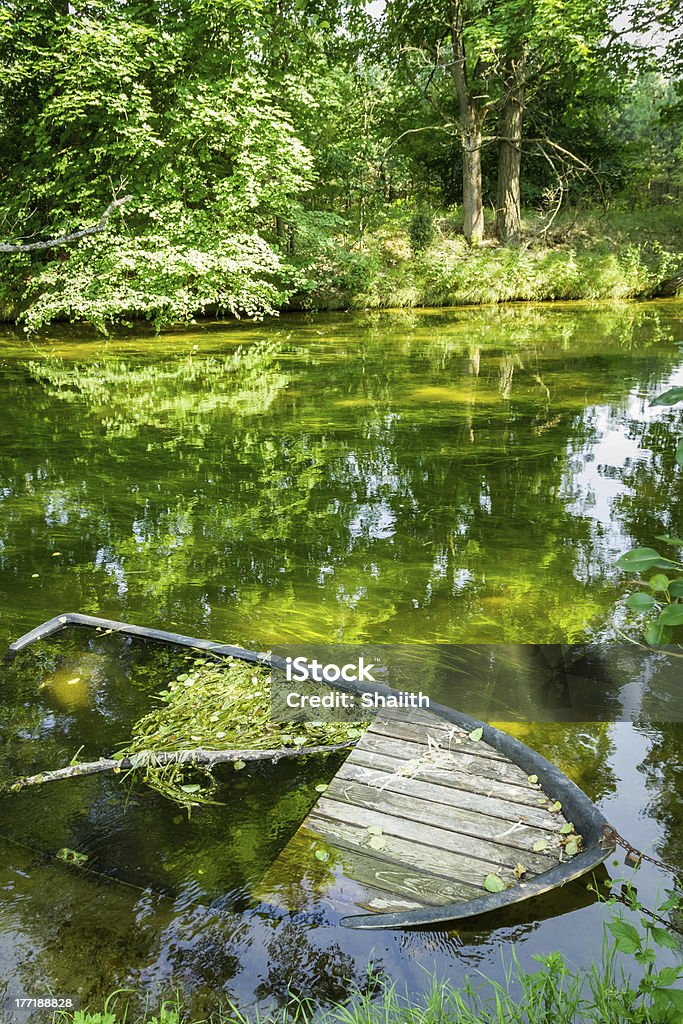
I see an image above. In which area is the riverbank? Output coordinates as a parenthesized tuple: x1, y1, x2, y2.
(55, 899, 683, 1024)
(1, 208, 681, 333)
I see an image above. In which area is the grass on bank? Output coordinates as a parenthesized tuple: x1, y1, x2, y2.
(56, 888, 683, 1024)
(2, 205, 682, 331)
(307, 207, 683, 312)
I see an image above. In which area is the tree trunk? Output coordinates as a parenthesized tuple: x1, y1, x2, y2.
(496, 64, 525, 246)
(463, 127, 484, 245)
(448, 0, 484, 246)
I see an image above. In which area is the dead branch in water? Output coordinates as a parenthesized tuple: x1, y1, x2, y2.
(2, 741, 355, 794)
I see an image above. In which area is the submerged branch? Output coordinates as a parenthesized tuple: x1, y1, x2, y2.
(0, 195, 132, 253)
(3, 741, 355, 794)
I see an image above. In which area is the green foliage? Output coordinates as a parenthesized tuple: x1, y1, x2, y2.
(120, 655, 365, 809)
(409, 209, 434, 254)
(0, 0, 680, 327)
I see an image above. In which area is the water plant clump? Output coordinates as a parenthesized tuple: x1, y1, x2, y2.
(119, 656, 366, 809)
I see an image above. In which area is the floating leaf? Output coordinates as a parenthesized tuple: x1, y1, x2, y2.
(180, 784, 201, 794)
(468, 727, 483, 742)
(233, 760, 246, 770)
(550, 801, 562, 812)
(315, 783, 328, 793)
(367, 825, 383, 836)
(668, 580, 683, 598)
(56, 847, 88, 866)
(52, 551, 62, 557)
(368, 835, 386, 851)
(533, 839, 548, 852)
(564, 839, 579, 857)
(484, 873, 505, 893)
(172, 815, 183, 825)
(656, 535, 683, 547)
(560, 823, 575, 835)
(625, 592, 656, 611)
(513, 863, 527, 879)
(649, 574, 671, 593)
(528, 774, 538, 784)
(314, 849, 329, 862)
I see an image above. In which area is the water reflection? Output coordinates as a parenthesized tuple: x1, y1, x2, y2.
(0, 304, 682, 648)
(1, 303, 683, 1012)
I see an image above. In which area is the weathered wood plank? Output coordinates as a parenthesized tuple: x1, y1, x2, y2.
(372, 715, 509, 763)
(326, 774, 563, 851)
(255, 830, 432, 914)
(356, 733, 537, 791)
(335, 759, 562, 828)
(307, 811, 513, 889)
(348, 746, 545, 807)
(311, 797, 560, 873)
(330, 846, 478, 907)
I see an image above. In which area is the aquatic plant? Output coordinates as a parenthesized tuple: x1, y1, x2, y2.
(57, 893, 683, 1023)
(119, 655, 365, 809)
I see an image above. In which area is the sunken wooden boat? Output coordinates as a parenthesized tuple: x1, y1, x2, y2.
(8, 612, 616, 929)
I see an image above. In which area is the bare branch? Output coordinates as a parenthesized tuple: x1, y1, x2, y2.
(2, 740, 356, 794)
(0, 194, 132, 254)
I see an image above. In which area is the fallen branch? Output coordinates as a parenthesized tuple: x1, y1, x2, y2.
(648, 267, 683, 299)
(0, 195, 132, 253)
(3, 741, 355, 793)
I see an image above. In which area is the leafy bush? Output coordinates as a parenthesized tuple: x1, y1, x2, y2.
(409, 209, 435, 254)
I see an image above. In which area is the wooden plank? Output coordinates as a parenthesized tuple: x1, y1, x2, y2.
(311, 797, 560, 874)
(307, 812, 515, 890)
(330, 846, 478, 907)
(326, 774, 563, 851)
(255, 831, 430, 914)
(355, 733, 537, 791)
(349, 747, 546, 806)
(371, 716, 509, 763)
(336, 759, 563, 828)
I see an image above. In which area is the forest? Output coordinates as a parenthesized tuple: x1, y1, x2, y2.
(0, 0, 681, 332)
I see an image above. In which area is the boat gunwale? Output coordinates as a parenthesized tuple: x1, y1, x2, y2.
(6, 612, 616, 929)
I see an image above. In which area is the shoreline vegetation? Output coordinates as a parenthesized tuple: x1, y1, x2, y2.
(1, 208, 682, 333)
(1, 4, 682, 334)
(54, 894, 683, 1024)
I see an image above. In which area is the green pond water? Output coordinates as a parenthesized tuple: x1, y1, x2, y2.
(0, 302, 682, 1015)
